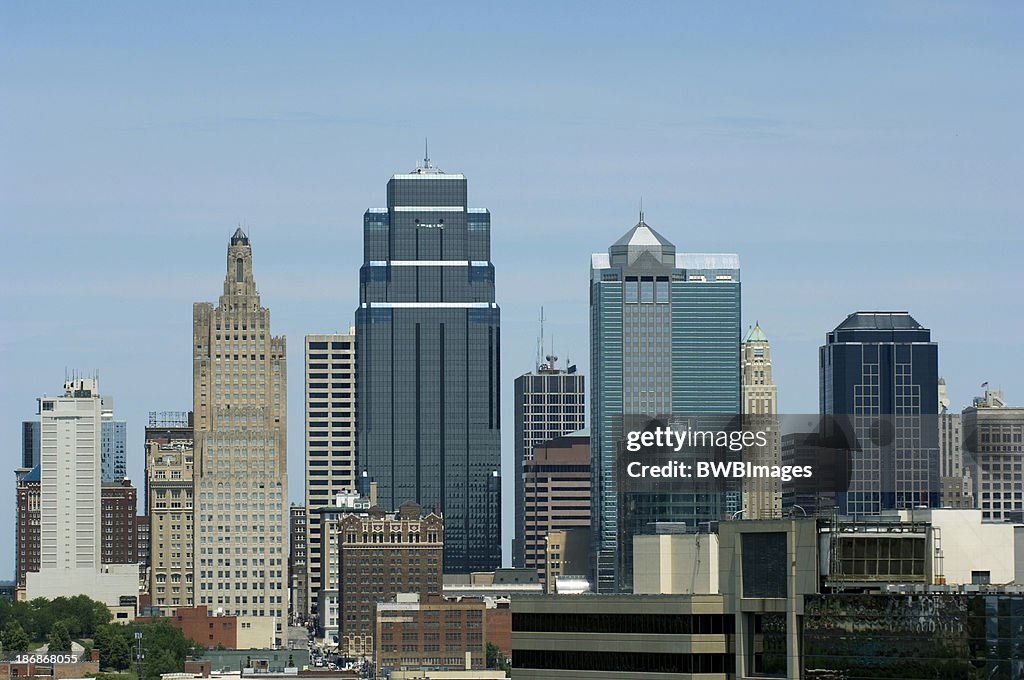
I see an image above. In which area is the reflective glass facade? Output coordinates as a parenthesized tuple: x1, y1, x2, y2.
(356, 164, 501, 573)
(820, 312, 939, 516)
(101, 418, 127, 483)
(590, 219, 740, 592)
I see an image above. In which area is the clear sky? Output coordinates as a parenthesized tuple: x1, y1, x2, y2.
(2, 1, 1022, 577)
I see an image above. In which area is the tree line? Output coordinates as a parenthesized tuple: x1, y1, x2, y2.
(0, 596, 203, 680)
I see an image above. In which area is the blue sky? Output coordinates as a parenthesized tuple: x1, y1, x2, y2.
(1, 1, 1022, 576)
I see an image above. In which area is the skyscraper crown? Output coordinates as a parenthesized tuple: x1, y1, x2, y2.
(608, 212, 676, 268)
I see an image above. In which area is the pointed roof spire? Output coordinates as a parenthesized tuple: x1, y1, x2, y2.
(743, 322, 768, 343)
(230, 226, 250, 246)
(611, 213, 673, 249)
(639, 197, 644, 226)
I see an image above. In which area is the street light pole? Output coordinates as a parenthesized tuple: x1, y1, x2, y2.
(134, 630, 144, 680)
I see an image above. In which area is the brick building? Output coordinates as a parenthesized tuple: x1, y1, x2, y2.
(101, 479, 139, 565)
(337, 502, 443, 658)
(136, 605, 273, 650)
(15, 466, 41, 588)
(376, 594, 487, 675)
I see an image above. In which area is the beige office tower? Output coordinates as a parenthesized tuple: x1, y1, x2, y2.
(938, 379, 972, 508)
(146, 418, 195, 615)
(304, 331, 356, 620)
(740, 323, 781, 519)
(963, 388, 1023, 523)
(193, 228, 288, 642)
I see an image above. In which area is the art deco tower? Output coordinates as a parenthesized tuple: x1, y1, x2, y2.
(193, 229, 288, 635)
(356, 157, 501, 573)
(740, 323, 781, 519)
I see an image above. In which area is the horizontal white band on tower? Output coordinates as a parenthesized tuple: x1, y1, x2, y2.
(392, 206, 465, 212)
(361, 302, 497, 309)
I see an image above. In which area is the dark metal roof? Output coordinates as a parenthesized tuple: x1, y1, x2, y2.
(230, 227, 249, 246)
(834, 312, 923, 331)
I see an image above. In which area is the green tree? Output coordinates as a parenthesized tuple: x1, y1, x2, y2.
(48, 620, 72, 653)
(105, 634, 131, 671)
(486, 642, 511, 674)
(2, 621, 32, 653)
(95, 625, 132, 671)
(145, 648, 179, 680)
(30, 598, 54, 641)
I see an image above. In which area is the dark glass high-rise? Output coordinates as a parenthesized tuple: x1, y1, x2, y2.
(820, 311, 939, 516)
(355, 157, 501, 573)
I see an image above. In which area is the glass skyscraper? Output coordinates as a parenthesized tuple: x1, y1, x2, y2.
(101, 414, 127, 484)
(356, 157, 501, 573)
(590, 214, 740, 592)
(819, 311, 939, 516)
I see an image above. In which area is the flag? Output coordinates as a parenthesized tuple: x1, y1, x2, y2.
(981, 381, 989, 389)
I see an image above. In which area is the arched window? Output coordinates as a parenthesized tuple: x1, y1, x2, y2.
(236, 257, 244, 282)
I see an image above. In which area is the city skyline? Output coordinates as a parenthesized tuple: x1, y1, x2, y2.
(3, 2, 1022, 577)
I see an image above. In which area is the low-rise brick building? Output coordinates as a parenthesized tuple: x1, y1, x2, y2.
(376, 594, 487, 675)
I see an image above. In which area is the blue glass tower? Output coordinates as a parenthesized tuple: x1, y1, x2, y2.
(356, 157, 501, 573)
(820, 311, 939, 516)
(101, 418, 127, 484)
(590, 214, 740, 592)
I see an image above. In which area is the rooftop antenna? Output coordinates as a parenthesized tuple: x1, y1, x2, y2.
(639, 197, 644, 224)
(424, 137, 430, 168)
(536, 307, 545, 371)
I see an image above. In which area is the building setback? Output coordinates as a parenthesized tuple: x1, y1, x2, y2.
(304, 331, 356, 618)
(193, 229, 288, 641)
(590, 214, 740, 592)
(513, 356, 585, 569)
(820, 311, 939, 516)
(355, 157, 501, 573)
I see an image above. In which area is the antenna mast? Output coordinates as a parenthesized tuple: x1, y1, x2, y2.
(536, 307, 545, 371)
